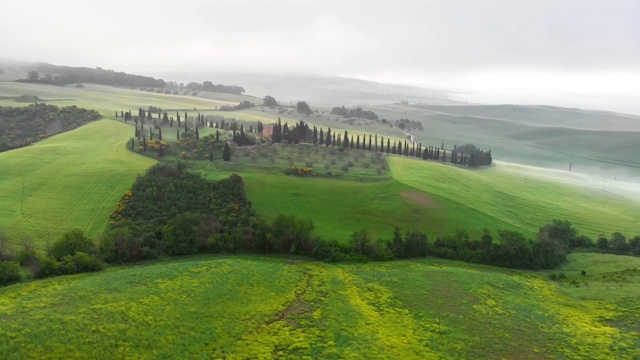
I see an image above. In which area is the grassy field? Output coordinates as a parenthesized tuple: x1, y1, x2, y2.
(1, 81, 638, 246)
(388, 156, 640, 239)
(369, 103, 640, 181)
(183, 147, 640, 241)
(0, 119, 155, 251)
(0, 254, 638, 359)
(0, 83, 239, 115)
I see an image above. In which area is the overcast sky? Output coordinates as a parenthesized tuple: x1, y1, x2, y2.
(2, 0, 639, 103)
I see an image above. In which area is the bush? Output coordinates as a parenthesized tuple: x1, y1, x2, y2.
(17, 246, 38, 266)
(58, 252, 103, 275)
(51, 229, 95, 260)
(0, 261, 21, 286)
(34, 256, 59, 278)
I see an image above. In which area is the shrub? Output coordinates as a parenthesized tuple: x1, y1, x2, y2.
(34, 256, 59, 278)
(284, 166, 314, 176)
(51, 229, 95, 260)
(58, 252, 103, 275)
(0, 261, 21, 286)
(17, 246, 38, 266)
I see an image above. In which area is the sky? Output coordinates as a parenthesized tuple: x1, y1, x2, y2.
(1, 0, 640, 111)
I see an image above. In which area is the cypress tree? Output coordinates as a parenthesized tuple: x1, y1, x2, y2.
(386, 139, 390, 153)
(332, 134, 336, 146)
(375, 134, 378, 152)
(142, 135, 147, 152)
(149, 127, 153, 140)
(115, 111, 118, 118)
(177, 129, 180, 140)
(350, 136, 354, 149)
(368, 134, 372, 151)
(158, 127, 162, 141)
(442, 150, 446, 162)
(223, 142, 231, 161)
(337, 134, 342, 147)
(356, 135, 360, 150)
(196, 126, 200, 141)
(313, 126, 318, 144)
(319, 128, 324, 145)
(216, 129, 220, 142)
(184, 117, 188, 132)
(342, 131, 349, 148)
(325, 128, 331, 147)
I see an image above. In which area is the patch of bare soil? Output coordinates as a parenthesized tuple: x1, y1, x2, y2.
(401, 191, 440, 209)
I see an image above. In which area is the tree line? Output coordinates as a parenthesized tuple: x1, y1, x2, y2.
(97, 164, 617, 269)
(268, 117, 492, 168)
(330, 106, 379, 120)
(18, 63, 166, 87)
(177, 81, 245, 94)
(0, 104, 101, 152)
(2, 165, 638, 286)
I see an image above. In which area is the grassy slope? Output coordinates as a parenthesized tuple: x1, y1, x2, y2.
(194, 151, 640, 242)
(0, 83, 239, 114)
(0, 254, 637, 359)
(371, 104, 640, 180)
(0, 120, 155, 250)
(388, 156, 640, 239)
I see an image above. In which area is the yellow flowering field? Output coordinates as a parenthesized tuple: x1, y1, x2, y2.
(1, 254, 638, 359)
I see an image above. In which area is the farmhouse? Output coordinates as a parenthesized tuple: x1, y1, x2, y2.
(261, 123, 274, 139)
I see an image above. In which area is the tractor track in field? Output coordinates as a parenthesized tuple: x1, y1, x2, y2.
(43, 166, 109, 238)
(0, 177, 50, 213)
(79, 170, 131, 233)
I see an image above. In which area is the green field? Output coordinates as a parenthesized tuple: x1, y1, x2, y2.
(186, 152, 640, 242)
(1, 253, 638, 359)
(0, 119, 155, 251)
(1, 81, 638, 249)
(0, 83, 240, 115)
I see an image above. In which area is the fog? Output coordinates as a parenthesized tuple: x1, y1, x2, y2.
(496, 160, 640, 205)
(1, 0, 639, 113)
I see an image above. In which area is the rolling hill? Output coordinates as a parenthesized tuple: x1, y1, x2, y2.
(0, 254, 638, 359)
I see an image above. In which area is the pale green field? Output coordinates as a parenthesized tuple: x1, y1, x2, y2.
(0, 83, 238, 115)
(0, 119, 155, 250)
(0, 254, 638, 359)
(388, 156, 640, 239)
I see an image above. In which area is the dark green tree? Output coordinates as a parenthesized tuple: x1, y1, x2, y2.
(263, 95, 278, 107)
(223, 142, 231, 161)
(51, 229, 95, 260)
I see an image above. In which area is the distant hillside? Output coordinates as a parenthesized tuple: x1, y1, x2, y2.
(1, 59, 250, 95)
(151, 71, 458, 107)
(14, 62, 167, 88)
(414, 104, 640, 132)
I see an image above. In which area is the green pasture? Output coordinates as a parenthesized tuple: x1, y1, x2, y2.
(0, 119, 155, 250)
(388, 156, 640, 239)
(0, 83, 237, 115)
(370, 103, 640, 180)
(0, 254, 638, 359)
